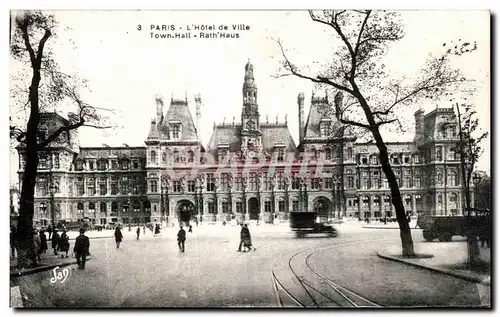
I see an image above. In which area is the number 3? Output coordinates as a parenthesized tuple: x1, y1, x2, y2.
(137, 25, 142, 31)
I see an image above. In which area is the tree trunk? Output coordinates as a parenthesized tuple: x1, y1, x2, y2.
(353, 91, 415, 257)
(456, 105, 481, 268)
(372, 128, 415, 257)
(15, 69, 42, 269)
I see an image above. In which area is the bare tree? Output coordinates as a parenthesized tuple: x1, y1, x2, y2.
(454, 104, 488, 267)
(10, 10, 115, 268)
(274, 10, 477, 257)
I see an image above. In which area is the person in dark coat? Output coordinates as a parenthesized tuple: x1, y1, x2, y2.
(237, 224, 245, 252)
(74, 228, 90, 269)
(10, 226, 17, 258)
(242, 224, 256, 252)
(115, 227, 123, 248)
(47, 225, 53, 240)
(59, 229, 70, 258)
(33, 230, 42, 262)
(177, 226, 186, 252)
(188, 224, 193, 233)
(51, 229, 60, 255)
(154, 223, 161, 236)
(136, 227, 141, 240)
(39, 229, 48, 255)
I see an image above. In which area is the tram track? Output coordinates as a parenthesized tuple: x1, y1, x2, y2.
(271, 237, 397, 308)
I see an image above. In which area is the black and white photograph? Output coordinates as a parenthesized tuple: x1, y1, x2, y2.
(8, 7, 491, 308)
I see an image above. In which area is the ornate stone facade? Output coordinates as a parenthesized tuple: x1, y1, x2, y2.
(17, 62, 469, 227)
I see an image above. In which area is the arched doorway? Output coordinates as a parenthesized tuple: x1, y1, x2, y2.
(248, 197, 260, 220)
(176, 200, 195, 224)
(313, 197, 332, 222)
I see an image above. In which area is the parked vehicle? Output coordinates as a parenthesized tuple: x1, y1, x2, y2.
(417, 209, 490, 242)
(290, 212, 338, 238)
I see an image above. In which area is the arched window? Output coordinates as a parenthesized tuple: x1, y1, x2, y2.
(150, 150, 157, 163)
(144, 201, 151, 212)
(162, 151, 167, 162)
(188, 151, 194, 163)
(100, 202, 107, 213)
(39, 202, 47, 215)
(347, 147, 353, 160)
(89, 202, 95, 210)
(77, 202, 84, 211)
(448, 170, 458, 186)
(111, 202, 118, 212)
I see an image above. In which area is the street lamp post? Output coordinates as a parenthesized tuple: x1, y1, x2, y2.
(161, 180, 166, 224)
(128, 192, 132, 231)
(473, 173, 482, 210)
(49, 183, 58, 227)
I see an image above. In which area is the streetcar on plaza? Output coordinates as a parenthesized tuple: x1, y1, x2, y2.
(290, 212, 338, 238)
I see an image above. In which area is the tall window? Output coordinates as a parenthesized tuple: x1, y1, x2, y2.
(206, 174, 215, 192)
(99, 177, 107, 195)
(347, 147, 353, 160)
(76, 177, 84, 196)
(264, 175, 272, 191)
(278, 199, 285, 212)
(87, 178, 95, 196)
(89, 202, 95, 212)
(414, 177, 422, 188)
(188, 180, 195, 192)
(404, 177, 412, 188)
(89, 161, 95, 171)
(150, 150, 157, 163)
(362, 196, 369, 208)
(120, 159, 130, 170)
(37, 176, 48, 196)
(347, 176, 354, 188)
(249, 173, 258, 191)
(448, 170, 458, 186)
(54, 153, 60, 169)
(436, 146, 443, 161)
(150, 180, 157, 193)
(292, 175, 300, 190)
(173, 181, 181, 192)
(277, 173, 285, 190)
(97, 159, 107, 171)
(111, 202, 118, 215)
(39, 152, 49, 169)
(292, 199, 299, 212)
(39, 202, 47, 217)
(325, 148, 332, 160)
(208, 201, 216, 214)
(132, 176, 140, 194)
(235, 174, 243, 191)
(100, 202, 107, 213)
(236, 201, 243, 213)
(221, 173, 230, 191)
(311, 178, 321, 190)
(171, 124, 181, 139)
(222, 200, 229, 213)
(111, 160, 118, 170)
(264, 201, 272, 212)
(111, 177, 118, 195)
(121, 176, 129, 194)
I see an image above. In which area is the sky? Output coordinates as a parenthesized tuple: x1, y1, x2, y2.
(8, 10, 491, 185)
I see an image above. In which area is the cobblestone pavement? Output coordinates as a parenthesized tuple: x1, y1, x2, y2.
(11, 224, 489, 308)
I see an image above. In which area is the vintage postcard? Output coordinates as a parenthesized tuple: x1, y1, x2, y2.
(9, 9, 491, 308)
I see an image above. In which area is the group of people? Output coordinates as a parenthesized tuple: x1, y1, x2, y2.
(237, 224, 256, 252)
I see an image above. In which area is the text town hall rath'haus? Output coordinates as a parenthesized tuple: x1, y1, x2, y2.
(17, 60, 467, 228)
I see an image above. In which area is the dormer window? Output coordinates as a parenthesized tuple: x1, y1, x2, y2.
(319, 119, 332, 137)
(217, 143, 230, 162)
(274, 142, 286, 162)
(169, 121, 182, 140)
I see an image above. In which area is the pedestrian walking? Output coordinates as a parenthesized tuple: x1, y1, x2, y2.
(154, 223, 161, 236)
(52, 229, 60, 255)
(242, 224, 256, 252)
(47, 225, 53, 240)
(143, 225, 146, 235)
(136, 227, 141, 240)
(177, 225, 186, 252)
(237, 224, 245, 252)
(10, 226, 17, 258)
(115, 227, 123, 248)
(188, 224, 193, 233)
(33, 230, 42, 262)
(74, 228, 90, 269)
(39, 229, 48, 255)
(59, 229, 70, 258)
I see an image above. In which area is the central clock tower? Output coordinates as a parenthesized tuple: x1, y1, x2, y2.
(240, 59, 262, 154)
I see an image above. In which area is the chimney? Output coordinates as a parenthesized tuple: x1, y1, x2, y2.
(155, 95, 164, 125)
(195, 94, 202, 141)
(298, 92, 305, 142)
(413, 108, 425, 145)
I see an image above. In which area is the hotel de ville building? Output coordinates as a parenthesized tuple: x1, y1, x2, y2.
(17, 61, 467, 227)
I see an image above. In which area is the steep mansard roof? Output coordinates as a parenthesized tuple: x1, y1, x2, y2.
(147, 98, 199, 142)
